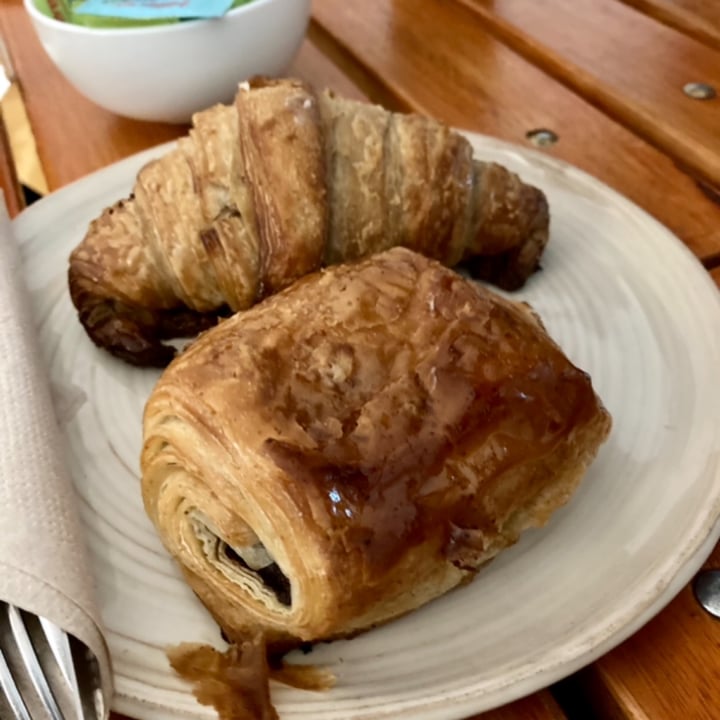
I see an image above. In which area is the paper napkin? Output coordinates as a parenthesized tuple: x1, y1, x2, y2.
(0, 196, 112, 717)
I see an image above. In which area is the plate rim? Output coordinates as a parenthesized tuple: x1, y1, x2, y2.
(13, 132, 720, 720)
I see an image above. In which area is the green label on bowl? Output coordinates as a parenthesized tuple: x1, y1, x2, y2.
(74, 0, 236, 19)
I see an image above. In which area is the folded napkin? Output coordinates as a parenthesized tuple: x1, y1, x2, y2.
(0, 197, 112, 715)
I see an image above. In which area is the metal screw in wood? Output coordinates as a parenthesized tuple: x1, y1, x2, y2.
(683, 82, 716, 100)
(526, 129, 559, 147)
(693, 570, 720, 619)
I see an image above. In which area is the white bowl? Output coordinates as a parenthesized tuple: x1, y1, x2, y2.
(24, 0, 311, 123)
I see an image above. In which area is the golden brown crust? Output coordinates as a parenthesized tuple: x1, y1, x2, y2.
(236, 79, 327, 296)
(462, 162, 550, 290)
(69, 78, 550, 366)
(141, 248, 610, 647)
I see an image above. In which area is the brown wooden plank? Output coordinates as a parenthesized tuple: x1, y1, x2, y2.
(0, 110, 23, 217)
(576, 538, 720, 720)
(619, 0, 720, 51)
(459, 0, 720, 190)
(291, 37, 369, 102)
(311, 0, 720, 263)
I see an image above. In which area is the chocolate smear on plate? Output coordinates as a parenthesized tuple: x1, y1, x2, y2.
(168, 633, 334, 719)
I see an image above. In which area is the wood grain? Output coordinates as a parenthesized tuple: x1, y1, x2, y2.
(310, 0, 720, 263)
(577, 538, 720, 720)
(619, 0, 720, 50)
(291, 37, 369, 102)
(459, 0, 720, 188)
(0, 111, 23, 217)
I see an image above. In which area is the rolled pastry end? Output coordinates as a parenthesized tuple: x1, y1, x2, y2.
(141, 435, 302, 646)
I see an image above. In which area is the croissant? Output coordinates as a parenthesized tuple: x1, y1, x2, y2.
(141, 247, 610, 652)
(69, 77, 550, 367)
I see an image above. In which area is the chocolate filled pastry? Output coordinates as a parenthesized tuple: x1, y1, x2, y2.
(141, 247, 611, 650)
(69, 77, 549, 367)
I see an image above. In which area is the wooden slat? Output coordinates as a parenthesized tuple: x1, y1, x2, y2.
(577, 538, 720, 720)
(459, 0, 720, 189)
(0, 111, 23, 217)
(310, 0, 720, 263)
(619, 0, 720, 51)
(291, 37, 369, 102)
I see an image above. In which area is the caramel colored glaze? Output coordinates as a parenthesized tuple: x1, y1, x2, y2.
(144, 247, 609, 647)
(167, 639, 278, 720)
(270, 660, 335, 691)
(168, 638, 334, 720)
(264, 275, 598, 578)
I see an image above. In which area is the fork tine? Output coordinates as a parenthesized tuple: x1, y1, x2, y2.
(40, 618, 80, 697)
(7, 605, 64, 720)
(39, 617, 84, 720)
(0, 647, 32, 720)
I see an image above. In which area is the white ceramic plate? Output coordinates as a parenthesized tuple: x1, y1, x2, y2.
(13, 134, 720, 720)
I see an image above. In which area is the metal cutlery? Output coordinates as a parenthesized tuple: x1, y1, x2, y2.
(0, 602, 101, 720)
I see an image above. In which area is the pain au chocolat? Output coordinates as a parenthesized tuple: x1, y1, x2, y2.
(141, 247, 610, 648)
(69, 77, 549, 367)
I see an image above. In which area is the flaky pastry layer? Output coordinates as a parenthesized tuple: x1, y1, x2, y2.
(141, 248, 610, 648)
(70, 78, 549, 366)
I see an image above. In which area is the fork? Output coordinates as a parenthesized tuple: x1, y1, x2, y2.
(0, 602, 101, 719)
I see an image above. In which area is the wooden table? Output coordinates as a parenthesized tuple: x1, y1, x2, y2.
(1, 1, 719, 719)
